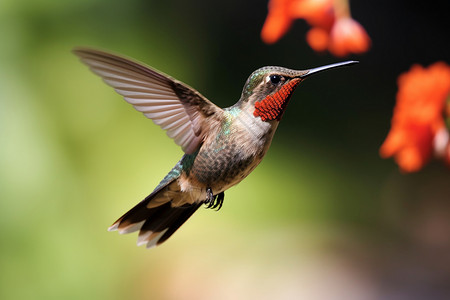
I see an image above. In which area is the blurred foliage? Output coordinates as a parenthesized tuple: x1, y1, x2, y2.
(1, 0, 449, 299)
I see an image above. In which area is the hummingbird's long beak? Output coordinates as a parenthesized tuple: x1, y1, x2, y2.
(299, 61, 359, 78)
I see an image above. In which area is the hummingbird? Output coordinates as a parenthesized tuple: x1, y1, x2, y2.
(73, 48, 357, 248)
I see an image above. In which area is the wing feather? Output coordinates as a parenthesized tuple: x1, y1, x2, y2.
(141, 108, 186, 118)
(73, 47, 222, 153)
(167, 123, 191, 139)
(160, 117, 188, 131)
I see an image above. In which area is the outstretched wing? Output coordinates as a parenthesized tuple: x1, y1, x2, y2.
(73, 47, 222, 154)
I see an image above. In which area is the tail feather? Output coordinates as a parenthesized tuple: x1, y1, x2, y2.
(108, 180, 203, 248)
(157, 203, 203, 245)
(139, 202, 202, 248)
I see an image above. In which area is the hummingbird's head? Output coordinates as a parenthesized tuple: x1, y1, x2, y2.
(240, 61, 358, 122)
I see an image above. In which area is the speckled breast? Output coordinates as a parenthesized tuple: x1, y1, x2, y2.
(189, 139, 262, 193)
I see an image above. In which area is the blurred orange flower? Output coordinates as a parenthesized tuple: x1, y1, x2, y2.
(380, 62, 450, 172)
(327, 17, 370, 57)
(261, 0, 370, 57)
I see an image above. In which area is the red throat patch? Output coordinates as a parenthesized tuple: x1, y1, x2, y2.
(253, 78, 302, 121)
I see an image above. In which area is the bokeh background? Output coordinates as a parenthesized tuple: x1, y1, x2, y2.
(1, 0, 450, 299)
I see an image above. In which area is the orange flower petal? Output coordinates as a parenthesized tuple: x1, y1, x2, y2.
(396, 63, 450, 125)
(328, 17, 371, 57)
(306, 27, 329, 51)
(290, 0, 334, 29)
(396, 146, 425, 173)
(380, 129, 405, 158)
(380, 62, 450, 172)
(261, 15, 292, 44)
(261, 0, 293, 44)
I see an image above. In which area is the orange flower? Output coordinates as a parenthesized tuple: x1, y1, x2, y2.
(306, 27, 329, 52)
(290, 0, 334, 29)
(261, 0, 294, 44)
(327, 17, 371, 57)
(380, 62, 450, 172)
(261, 0, 370, 57)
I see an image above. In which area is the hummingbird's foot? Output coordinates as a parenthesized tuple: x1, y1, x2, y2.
(205, 187, 214, 206)
(204, 188, 225, 211)
(214, 192, 224, 210)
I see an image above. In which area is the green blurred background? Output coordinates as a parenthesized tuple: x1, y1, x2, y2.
(1, 0, 450, 299)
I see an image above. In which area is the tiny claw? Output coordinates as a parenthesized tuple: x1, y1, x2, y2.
(215, 192, 224, 211)
(207, 196, 217, 208)
(204, 188, 225, 210)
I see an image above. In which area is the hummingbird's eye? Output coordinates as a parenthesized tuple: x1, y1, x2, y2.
(266, 74, 282, 85)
